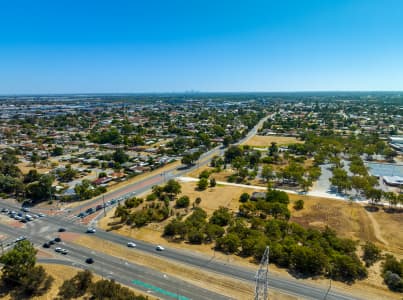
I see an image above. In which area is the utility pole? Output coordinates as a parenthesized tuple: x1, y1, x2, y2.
(102, 195, 106, 217)
(254, 246, 269, 300)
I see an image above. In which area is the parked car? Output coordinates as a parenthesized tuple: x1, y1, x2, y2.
(127, 242, 136, 248)
(96, 204, 103, 211)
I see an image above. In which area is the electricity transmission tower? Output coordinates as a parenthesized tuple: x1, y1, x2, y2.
(254, 246, 269, 300)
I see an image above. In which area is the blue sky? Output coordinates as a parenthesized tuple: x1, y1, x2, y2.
(0, 0, 402, 94)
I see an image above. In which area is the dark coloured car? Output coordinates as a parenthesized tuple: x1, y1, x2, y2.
(54, 237, 62, 242)
(48, 240, 55, 245)
(96, 204, 103, 211)
(77, 212, 86, 218)
(86, 207, 95, 214)
(85, 258, 94, 264)
(42, 242, 50, 248)
(58, 228, 66, 232)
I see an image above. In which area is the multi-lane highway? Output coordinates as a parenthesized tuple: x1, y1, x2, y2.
(0, 114, 362, 299)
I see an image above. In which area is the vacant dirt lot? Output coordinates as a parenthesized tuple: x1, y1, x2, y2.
(242, 135, 303, 147)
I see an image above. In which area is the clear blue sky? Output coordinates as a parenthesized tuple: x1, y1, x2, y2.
(1, 0, 403, 94)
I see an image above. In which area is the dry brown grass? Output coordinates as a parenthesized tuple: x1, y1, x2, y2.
(289, 194, 377, 243)
(242, 135, 303, 147)
(98, 182, 403, 299)
(73, 235, 255, 299)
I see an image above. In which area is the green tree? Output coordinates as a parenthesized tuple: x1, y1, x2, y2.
(210, 207, 232, 226)
(52, 147, 64, 156)
(293, 199, 304, 210)
(57, 270, 93, 299)
(198, 178, 209, 190)
(163, 179, 181, 200)
(176, 196, 190, 208)
(112, 148, 129, 164)
(30, 151, 40, 168)
(239, 192, 250, 203)
(216, 233, 241, 253)
(209, 178, 217, 187)
(362, 241, 382, 267)
(0, 240, 54, 296)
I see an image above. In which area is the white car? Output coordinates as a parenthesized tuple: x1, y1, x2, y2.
(86, 227, 96, 233)
(127, 242, 136, 248)
(54, 247, 62, 252)
(155, 245, 165, 251)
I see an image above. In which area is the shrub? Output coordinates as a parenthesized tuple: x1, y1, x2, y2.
(176, 196, 190, 208)
(361, 241, 381, 267)
(239, 193, 250, 203)
(197, 178, 209, 190)
(293, 199, 304, 210)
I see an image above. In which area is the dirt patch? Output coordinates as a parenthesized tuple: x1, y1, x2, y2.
(289, 194, 376, 243)
(242, 135, 303, 147)
(370, 208, 403, 256)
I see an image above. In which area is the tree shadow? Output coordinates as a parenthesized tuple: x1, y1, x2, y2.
(364, 205, 379, 212)
(383, 207, 403, 214)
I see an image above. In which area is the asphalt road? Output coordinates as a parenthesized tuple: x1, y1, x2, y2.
(0, 221, 229, 300)
(0, 200, 360, 300)
(0, 115, 362, 300)
(64, 113, 272, 217)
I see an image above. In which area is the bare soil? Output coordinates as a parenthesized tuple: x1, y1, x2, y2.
(242, 135, 303, 147)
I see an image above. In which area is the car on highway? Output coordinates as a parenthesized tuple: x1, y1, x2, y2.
(85, 258, 94, 264)
(61, 249, 68, 255)
(21, 207, 30, 212)
(54, 247, 62, 252)
(96, 204, 103, 211)
(54, 237, 62, 242)
(86, 207, 95, 214)
(77, 212, 86, 218)
(38, 213, 45, 217)
(42, 242, 50, 248)
(127, 242, 136, 248)
(1, 208, 9, 213)
(86, 227, 96, 233)
(58, 228, 66, 232)
(48, 240, 55, 245)
(155, 245, 165, 251)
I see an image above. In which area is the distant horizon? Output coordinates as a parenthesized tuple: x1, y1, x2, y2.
(1, 90, 403, 97)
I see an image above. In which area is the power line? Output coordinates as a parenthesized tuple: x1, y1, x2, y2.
(254, 246, 269, 300)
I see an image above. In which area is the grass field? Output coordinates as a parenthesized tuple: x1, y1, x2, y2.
(242, 135, 303, 147)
